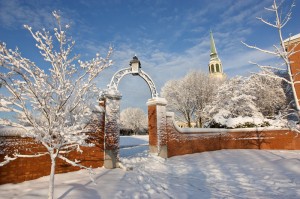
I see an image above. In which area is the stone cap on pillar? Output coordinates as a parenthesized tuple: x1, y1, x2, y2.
(102, 89, 122, 100)
(147, 97, 167, 106)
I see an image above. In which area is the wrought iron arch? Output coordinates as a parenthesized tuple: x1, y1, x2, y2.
(108, 67, 158, 98)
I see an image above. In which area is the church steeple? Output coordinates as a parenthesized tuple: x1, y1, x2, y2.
(210, 31, 219, 60)
(209, 31, 225, 78)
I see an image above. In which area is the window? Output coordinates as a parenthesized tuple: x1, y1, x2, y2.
(211, 64, 215, 73)
(216, 64, 220, 72)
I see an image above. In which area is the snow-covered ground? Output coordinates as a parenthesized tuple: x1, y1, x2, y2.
(119, 135, 149, 158)
(0, 135, 300, 199)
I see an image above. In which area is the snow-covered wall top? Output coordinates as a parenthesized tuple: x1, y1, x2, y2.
(0, 126, 26, 136)
(167, 112, 289, 135)
(284, 33, 300, 43)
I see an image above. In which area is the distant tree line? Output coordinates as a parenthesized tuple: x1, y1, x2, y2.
(120, 107, 148, 135)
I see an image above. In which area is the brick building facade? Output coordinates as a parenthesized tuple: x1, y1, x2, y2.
(285, 33, 300, 99)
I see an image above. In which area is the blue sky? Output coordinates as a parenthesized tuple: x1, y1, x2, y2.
(0, 0, 300, 112)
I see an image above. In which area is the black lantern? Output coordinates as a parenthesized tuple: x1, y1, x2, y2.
(130, 55, 141, 74)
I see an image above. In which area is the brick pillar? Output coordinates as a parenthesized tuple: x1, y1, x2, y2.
(98, 99, 106, 137)
(103, 89, 122, 169)
(286, 40, 300, 102)
(147, 97, 168, 158)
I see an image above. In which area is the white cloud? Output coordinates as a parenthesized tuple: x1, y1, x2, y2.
(0, 0, 55, 29)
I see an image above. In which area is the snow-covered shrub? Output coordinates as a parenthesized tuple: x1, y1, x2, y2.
(204, 75, 288, 129)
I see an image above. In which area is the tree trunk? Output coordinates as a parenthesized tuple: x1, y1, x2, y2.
(186, 113, 192, 128)
(188, 121, 192, 128)
(198, 117, 202, 128)
(48, 155, 56, 199)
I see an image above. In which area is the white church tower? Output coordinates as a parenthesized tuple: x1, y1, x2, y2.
(209, 31, 226, 78)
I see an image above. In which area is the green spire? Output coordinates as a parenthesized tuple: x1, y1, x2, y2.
(210, 30, 217, 56)
(210, 30, 220, 62)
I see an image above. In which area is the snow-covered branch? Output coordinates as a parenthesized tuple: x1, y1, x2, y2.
(241, 41, 278, 56)
(256, 17, 277, 28)
(0, 152, 48, 166)
(249, 62, 291, 84)
(57, 154, 95, 182)
(0, 155, 17, 166)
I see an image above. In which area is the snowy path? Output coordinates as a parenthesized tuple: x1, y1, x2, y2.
(119, 135, 149, 158)
(0, 136, 300, 199)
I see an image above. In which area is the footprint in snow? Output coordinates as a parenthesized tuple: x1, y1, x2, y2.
(137, 175, 144, 182)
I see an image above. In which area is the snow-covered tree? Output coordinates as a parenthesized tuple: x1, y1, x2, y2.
(161, 76, 196, 127)
(120, 107, 147, 135)
(242, 0, 300, 122)
(0, 11, 112, 199)
(247, 72, 288, 117)
(187, 72, 223, 127)
(204, 77, 266, 128)
(204, 74, 288, 128)
(161, 71, 220, 127)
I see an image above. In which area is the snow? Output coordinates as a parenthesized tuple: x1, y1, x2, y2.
(120, 135, 149, 148)
(284, 33, 300, 43)
(120, 135, 149, 158)
(0, 126, 26, 136)
(1, 135, 300, 199)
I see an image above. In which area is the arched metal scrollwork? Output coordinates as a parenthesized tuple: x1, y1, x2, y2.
(108, 67, 158, 98)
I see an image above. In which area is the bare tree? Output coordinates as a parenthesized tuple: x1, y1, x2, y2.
(242, 0, 300, 119)
(161, 71, 220, 127)
(187, 72, 222, 127)
(0, 11, 112, 199)
(120, 107, 147, 135)
(161, 76, 196, 127)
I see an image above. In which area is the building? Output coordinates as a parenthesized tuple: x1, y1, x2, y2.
(208, 31, 226, 79)
(284, 33, 300, 100)
(176, 121, 197, 128)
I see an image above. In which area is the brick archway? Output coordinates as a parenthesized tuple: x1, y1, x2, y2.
(100, 56, 167, 168)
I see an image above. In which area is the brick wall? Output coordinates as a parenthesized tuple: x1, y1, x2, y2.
(166, 112, 300, 158)
(0, 131, 104, 185)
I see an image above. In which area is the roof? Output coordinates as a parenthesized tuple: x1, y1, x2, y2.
(283, 33, 300, 44)
(210, 31, 218, 55)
